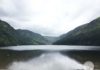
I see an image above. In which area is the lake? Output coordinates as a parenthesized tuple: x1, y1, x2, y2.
(0, 45, 100, 70)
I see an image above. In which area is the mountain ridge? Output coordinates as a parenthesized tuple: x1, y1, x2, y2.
(0, 20, 49, 46)
(54, 17, 100, 46)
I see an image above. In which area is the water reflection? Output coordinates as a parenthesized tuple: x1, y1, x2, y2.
(8, 52, 84, 70)
(0, 45, 100, 70)
(0, 49, 43, 69)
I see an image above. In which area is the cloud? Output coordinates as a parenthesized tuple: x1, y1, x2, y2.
(0, 0, 100, 36)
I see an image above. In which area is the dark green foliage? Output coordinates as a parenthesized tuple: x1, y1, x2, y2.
(16, 29, 49, 45)
(0, 20, 49, 46)
(54, 17, 100, 46)
(0, 20, 18, 46)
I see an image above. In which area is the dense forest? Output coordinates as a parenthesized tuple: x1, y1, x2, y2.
(0, 20, 50, 46)
(54, 17, 100, 46)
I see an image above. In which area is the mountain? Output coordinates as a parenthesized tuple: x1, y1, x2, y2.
(0, 20, 18, 46)
(16, 29, 49, 45)
(0, 20, 49, 46)
(44, 36, 58, 44)
(54, 17, 100, 46)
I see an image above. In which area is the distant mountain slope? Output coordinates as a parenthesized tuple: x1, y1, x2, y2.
(54, 17, 100, 46)
(44, 36, 58, 44)
(16, 29, 49, 45)
(0, 20, 49, 46)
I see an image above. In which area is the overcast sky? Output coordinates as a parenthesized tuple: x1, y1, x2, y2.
(0, 0, 100, 36)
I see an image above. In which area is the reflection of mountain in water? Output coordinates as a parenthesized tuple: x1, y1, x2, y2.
(0, 49, 43, 68)
(8, 53, 84, 70)
(0, 45, 100, 69)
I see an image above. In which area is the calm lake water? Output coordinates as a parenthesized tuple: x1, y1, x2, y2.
(0, 45, 100, 70)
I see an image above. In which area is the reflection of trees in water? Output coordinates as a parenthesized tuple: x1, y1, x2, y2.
(61, 50, 100, 69)
(0, 49, 43, 68)
(0, 49, 100, 69)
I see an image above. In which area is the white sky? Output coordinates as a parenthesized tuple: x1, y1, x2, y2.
(0, 0, 100, 36)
